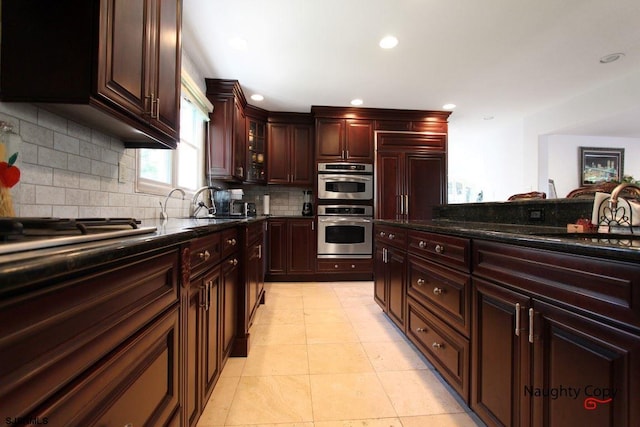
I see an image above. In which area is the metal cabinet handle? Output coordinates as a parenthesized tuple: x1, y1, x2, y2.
(529, 308, 534, 343)
(334, 264, 339, 269)
(155, 97, 160, 119)
(351, 264, 356, 269)
(229, 258, 238, 266)
(258, 244, 262, 259)
(416, 327, 426, 333)
(388, 233, 395, 240)
(435, 244, 445, 254)
(198, 250, 210, 261)
(346, 150, 350, 159)
(432, 287, 443, 295)
(227, 238, 237, 246)
(515, 303, 521, 336)
(432, 342, 443, 350)
(416, 278, 425, 286)
(379, 231, 386, 238)
(419, 240, 427, 249)
(405, 195, 409, 216)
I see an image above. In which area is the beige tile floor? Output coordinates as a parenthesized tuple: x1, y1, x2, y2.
(197, 281, 485, 427)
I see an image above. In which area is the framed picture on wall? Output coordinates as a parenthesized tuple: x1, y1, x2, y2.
(579, 147, 624, 185)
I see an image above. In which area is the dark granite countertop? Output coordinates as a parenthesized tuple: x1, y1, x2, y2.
(0, 216, 267, 290)
(375, 219, 640, 263)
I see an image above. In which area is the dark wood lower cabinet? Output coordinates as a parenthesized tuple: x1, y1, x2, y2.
(472, 278, 640, 427)
(266, 218, 315, 280)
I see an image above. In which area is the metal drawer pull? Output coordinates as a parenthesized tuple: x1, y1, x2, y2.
(416, 278, 425, 286)
(351, 264, 356, 269)
(435, 244, 445, 254)
(419, 240, 427, 249)
(416, 327, 427, 333)
(198, 250, 210, 261)
(334, 264, 339, 268)
(227, 238, 237, 246)
(379, 231, 386, 237)
(515, 303, 521, 336)
(432, 287, 443, 295)
(432, 342, 443, 350)
(529, 308, 534, 343)
(388, 233, 395, 239)
(229, 258, 238, 266)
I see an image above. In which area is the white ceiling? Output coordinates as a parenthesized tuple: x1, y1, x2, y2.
(182, 0, 640, 137)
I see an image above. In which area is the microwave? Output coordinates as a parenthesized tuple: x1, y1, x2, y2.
(317, 163, 374, 201)
(230, 201, 257, 217)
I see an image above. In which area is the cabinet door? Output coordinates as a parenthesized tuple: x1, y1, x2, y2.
(530, 300, 640, 427)
(387, 247, 407, 330)
(291, 124, 314, 185)
(186, 280, 203, 427)
(97, 0, 149, 117)
(316, 119, 344, 160)
(150, 0, 181, 138)
(345, 119, 373, 161)
(376, 151, 402, 220)
(208, 98, 234, 178)
(472, 278, 531, 427)
(374, 244, 387, 311)
(222, 257, 239, 359)
(288, 219, 315, 274)
(267, 123, 291, 184)
(267, 220, 287, 274)
(247, 241, 261, 321)
(233, 98, 246, 180)
(406, 153, 446, 220)
(202, 269, 220, 404)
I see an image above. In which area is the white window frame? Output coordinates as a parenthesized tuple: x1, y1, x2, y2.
(136, 72, 213, 196)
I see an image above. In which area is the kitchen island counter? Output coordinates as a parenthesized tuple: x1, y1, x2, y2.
(375, 219, 640, 262)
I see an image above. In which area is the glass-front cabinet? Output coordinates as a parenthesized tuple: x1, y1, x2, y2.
(245, 106, 267, 184)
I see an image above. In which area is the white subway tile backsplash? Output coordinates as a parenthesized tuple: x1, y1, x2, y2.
(37, 109, 68, 134)
(53, 169, 80, 188)
(20, 121, 53, 148)
(4, 101, 310, 220)
(53, 133, 80, 155)
(35, 186, 66, 205)
(38, 146, 68, 169)
(67, 120, 92, 142)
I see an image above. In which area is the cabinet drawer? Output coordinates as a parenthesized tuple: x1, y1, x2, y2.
(375, 225, 407, 249)
(39, 306, 180, 426)
(408, 230, 470, 271)
(0, 249, 179, 417)
(473, 240, 640, 330)
(221, 227, 240, 259)
(190, 232, 222, 277)
(245, 220, 265, 245)
(408, 254, 470, 337)
(407, 298, 470, 402)
(317, 258, 372, 273)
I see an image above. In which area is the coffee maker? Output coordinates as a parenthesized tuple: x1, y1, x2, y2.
(302, 190, 313, 216)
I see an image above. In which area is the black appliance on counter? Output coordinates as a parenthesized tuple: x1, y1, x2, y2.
(302, 190, 313, 216)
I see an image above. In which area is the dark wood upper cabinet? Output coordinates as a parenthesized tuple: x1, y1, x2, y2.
(245, 105, 268, 184)
(315, 118, 374, 162)
(206, 79, 248, 181)
(0, 0, 182, 149)
(267, 113, 314, 186)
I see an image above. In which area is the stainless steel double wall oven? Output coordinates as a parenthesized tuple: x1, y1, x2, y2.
(317, 163, 374, 259)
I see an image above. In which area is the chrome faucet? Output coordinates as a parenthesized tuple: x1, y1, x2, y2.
(608, 182, 640, 210)
(160, 188, 186, 221)
(190, 186, 218, 218)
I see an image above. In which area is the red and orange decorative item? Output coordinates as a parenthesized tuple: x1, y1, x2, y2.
(0, 122, 20, 216)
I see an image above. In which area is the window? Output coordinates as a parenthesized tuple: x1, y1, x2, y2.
(137, 77, 212, 196)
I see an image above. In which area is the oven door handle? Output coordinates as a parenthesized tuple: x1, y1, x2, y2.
(318, 217, 372, 224)
(318, 175, 372, 182)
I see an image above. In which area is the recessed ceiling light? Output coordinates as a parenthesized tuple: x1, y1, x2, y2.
(379, 36, 398, 49)
(350, 99, 364, 106)
(229, 37, 248, 50)
(251, 94, 264, 102)
(442, 103, 456, 110)
(599, 52, 625, 64)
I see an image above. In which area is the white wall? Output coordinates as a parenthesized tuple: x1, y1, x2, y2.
(545, 135, 640, 197)
(449, 69, 640, 202)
